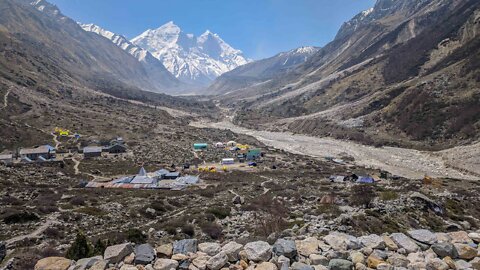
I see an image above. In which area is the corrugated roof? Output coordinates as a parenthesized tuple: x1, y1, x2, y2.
(83, 146, 102, 153)
(0, 154, 12, 160)
(20, 145, 55, 155)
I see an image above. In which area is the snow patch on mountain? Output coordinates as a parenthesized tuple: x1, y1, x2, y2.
(131, 21, 251, 86)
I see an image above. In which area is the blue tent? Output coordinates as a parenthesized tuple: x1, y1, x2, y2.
(357, 176, 375, 183)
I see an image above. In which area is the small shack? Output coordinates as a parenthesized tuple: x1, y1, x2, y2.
(357, 176, 374, 184)
(164, 172, 180, 180)
(0, 153, 13, 164)
(19, 145, 55, 161)
(215, 142, 225, 148)
(221, 158, 235, 165)
(105, 143, 127, 154)
(83, 146, 102, 158)
(246, 148, 262, 160)
(193, 143, 208, 150)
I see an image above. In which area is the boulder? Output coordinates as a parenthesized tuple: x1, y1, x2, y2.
(435, 233, 452, 243)
(453, 243, 477, 260)
(386, 253, 409, 268)
(119, 265, 137, 270)
(431, 242, 458, 258)
(222, 242, 243, 262)
(71, 256, 103, 270)
(328, 259, 353, 270)
(407, 252, 424, 264)
(174, 239, 198, 254)
(309, 254, 328, 266)
(382, 236, 398, 251)
(350, 251, 365, 265)
(88, 260, 108, 270)
(199, 242, 221, 256)
(470, 257, 480, 270)
(390, 233, 420, 253)
(232, 196, 245, 205)
(324, 233, 360, 251)
(276, 255, 290, 270)
(468, 232, 480, 243)
(291, 262, 314, 270)
(104, 243, 134, 264)
(407, 230, 437, 245)
(295, 237, 319, 257)
(442, 256, 456, 269)
(376, 263, 393, 270)
(192, 254, 210, 270)
(157, 243, 173, 258)
(154, 259, 180, 270)
(256, 262, 278, 270)
(272, 239, 297, 259)
(455, 259, 473, 270)
(358, 234, 385, 250)
(135, 244, 156, 265)
(367, 254, 385, 268)
(448, 231, 472, 244)
(207, 252, 228, 270)
(244, 241, 272, 262)
(426, 258, 449, 270)
(34, 257, 73, 270)
(312, 266, 328, 270)
(124, 253, 135, 264)
(172, 254, 189, 261)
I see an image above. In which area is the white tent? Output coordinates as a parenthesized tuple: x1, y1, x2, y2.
(226, 141, 237, 147)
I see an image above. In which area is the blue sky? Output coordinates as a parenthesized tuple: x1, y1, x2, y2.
(49, 0, 376, 60)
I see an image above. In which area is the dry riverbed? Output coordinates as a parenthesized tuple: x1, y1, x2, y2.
(190, 120, 479, 180)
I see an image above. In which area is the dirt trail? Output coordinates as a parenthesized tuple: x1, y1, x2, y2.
(2, 86, 11, 109)
(51, 133, 61, 149)
(190, 120, 479, 181)
(5, 213, 60, 248)
(72, 156, 81, 175)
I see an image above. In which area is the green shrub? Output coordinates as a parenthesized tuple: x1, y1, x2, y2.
(65, 232, 93, 260)
(126, 229, 146, 243)
(207, 207, 231, 219)
(182, 224, 195, 237)
(3, 212, 39, 224)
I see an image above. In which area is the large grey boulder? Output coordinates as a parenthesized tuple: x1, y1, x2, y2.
(104, 243, 134, 264)
(328, 259, 354, 270)
(206, 251, 228, 270)
(221, 241, 243, 262)
(291, 262, 314, 270)
(135, 244, 156, 265)
(324, 233, 360, 251)
(173, 239, 197, 254)
(71, 256, 103, 270)
(296, 237, 320, 256)
(358, 234, 385, 250)
(154, 258, 179, 270)
(198, 242, 221, 256)
(0, 242, 5, 263)
(273, 239, 297, 259)
(390, 233, 420, 253)
(453, 243, 477, 260)
(244, 241, 272, 262)
(407, 229, 437, 245)
(431, 242, 458, 258)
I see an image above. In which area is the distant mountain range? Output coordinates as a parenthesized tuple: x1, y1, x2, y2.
(131, 22, 251, 86)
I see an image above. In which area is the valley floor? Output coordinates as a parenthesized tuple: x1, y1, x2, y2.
(190, 120, 479, 181)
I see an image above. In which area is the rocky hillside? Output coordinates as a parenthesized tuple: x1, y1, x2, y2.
(227, 0, 480, 149)
(26, 230, 480, 270)
(208, 47, 319, 96)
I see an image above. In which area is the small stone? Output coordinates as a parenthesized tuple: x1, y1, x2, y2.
(72, 256, 103, 270)
(407, 229, 437, 245)
(468, 232, 480, 243)
(244, 241, 272, 262)
(239, 260, 248, 270)
(124, 253, 135, 265)
(455, 259, 473, 270)
(358, 234, 385, 250)
(376, 263, 393, 270)
(367, 254, 385, 268)
(207, 252, 228, 270)
(34, 257, 73, 270)
(272, 239, 297, 259)
(350, 251, 364, 265)
(291, 262, 314, 270)
(88, 260, 108, 270)
(104, 243, 134, 264)
(192, 254, 210, 270)
(312, 266, 328, 270)
(255, 262, 277, 270)
(172, 254, 189, 261)
(470, 257, 480, 270)
(448, 231, 473, 244)
(295, 237, 319, 257)
(442, 256, 456, 269)
(328, 259, 353, 270)
(390, 233, 420, 253)
(309, 254, 328, 266)
(154, 259, 179, 270)
(276, 255, 290, 270)
(435, 233, 452, 243)
(174, 239, 198, 255)
(386, 253, 408, 268)
(156, 244, 173, 258)
(222, 242, 244, 262)
(426, 258, 449, 270)
(354, 263, 367, 270)
(119, 265, 137, 270)
(453, 243, 477, 260)
(199, 243, 222, 256)
(382, 235, 398, 251)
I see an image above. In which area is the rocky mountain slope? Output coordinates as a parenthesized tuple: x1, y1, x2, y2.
(208, 47, 320, 96)
(131, 22, 250, 86)
(226, 0, 480, 149)
(80, 23, 187, 95)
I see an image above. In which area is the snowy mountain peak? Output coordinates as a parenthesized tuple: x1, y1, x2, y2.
(131, 22, 250, 86)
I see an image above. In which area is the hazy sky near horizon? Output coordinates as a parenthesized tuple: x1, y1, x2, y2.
(48, 0, 376, 59)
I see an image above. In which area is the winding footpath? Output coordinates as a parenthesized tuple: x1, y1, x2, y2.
(190, 120, 479, 181)
(2, 86, 11, 110)
(5, 213, 60, 248)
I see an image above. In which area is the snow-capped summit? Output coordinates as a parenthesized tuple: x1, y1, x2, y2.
(131, 21, 251, 86)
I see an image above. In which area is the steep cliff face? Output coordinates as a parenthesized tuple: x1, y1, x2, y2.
(230, 0, 480, 148)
